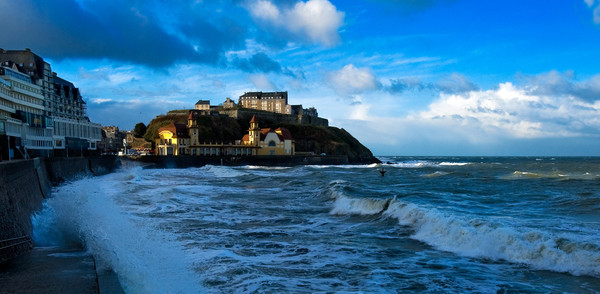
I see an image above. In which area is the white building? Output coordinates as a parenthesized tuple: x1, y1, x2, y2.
(0, 48, 101, 159)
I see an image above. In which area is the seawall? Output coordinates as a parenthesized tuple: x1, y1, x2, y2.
(0, 156, 119, 263)
(127, 154, 350, 168)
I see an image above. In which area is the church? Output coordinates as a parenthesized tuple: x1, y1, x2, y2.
(155, 113, 294, 156)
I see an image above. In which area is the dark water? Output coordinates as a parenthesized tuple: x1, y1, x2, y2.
(33, 157, 600, 293)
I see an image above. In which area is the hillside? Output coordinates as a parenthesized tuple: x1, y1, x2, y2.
(144, 111, 379, 164)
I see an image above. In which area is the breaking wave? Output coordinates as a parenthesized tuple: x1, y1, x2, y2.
(32, 169, 202, 294)
(328, 183, 600, 278)
(502, 171, 600, 180)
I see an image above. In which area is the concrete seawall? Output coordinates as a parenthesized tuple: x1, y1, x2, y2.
(128, 154, 350, 168)
(0, 156, 119, 263)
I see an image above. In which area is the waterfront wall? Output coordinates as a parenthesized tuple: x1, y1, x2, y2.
(218, 108, 329, 127)
(128, 154, 349, 168)
(0, 156, 119, 263)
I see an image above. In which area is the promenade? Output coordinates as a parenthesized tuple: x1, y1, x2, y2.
(0, 247, 123, 294)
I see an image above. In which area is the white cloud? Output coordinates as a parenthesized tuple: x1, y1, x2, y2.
(417, 82, 600, 139)
(348, 97, 371, 120)
(585, 0, 600, 23)
(325, 64, 380, 95)
(92, 98, 113, 104)
(333, 80, 600, 155)
(250, 0, 280, 21)
(435, 73, 479, 93)
(247, 0, 344, 46)
(520, 70, 600, 102)
(248, 73, 277, 90)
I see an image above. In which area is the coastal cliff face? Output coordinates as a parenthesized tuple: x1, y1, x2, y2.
(144, 111, 380, 164)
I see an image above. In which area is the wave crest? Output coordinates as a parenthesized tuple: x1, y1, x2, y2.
(330, 194, 600, 277)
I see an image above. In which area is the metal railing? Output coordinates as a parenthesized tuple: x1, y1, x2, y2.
(0, 235, 32, 252)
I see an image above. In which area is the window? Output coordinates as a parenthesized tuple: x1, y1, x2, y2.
(268, 140, 276, 147)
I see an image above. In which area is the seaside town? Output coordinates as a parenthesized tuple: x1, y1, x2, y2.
(2, 1, 600, 292)
(0, 48, 330, 161)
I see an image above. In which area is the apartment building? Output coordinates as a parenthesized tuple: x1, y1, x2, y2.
(0, 48, 101, 159)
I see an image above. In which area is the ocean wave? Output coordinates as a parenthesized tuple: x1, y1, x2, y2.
(439, 162, 470, 166)
(386, 161, 470, 168)
(32, 171, 203, 293)
(503, 171, 600, 180)
(202, 165, 248, 178)
(329, 193, 600, 277)
(309, 163, 379, 169)
(422, 171, 449, 178)
(243, 165, 292, 170)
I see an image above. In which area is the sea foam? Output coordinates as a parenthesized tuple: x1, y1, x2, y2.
(32, 169, 203, 294)
(329, 191, 600, 278)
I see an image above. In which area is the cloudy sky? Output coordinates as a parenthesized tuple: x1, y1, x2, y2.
(2, 0, 600, 156)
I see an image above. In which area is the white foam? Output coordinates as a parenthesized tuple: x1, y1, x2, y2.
(202, 165, 247, 178)
(309, 163, 379, 169)
(32, 170, 203, 294)
(243, 165, 291, 170)
(330, 194, 600, 277)
(330, 195, 391, 216)
(439, 162, 470, 166)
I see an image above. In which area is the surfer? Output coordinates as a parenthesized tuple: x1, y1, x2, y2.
(379, 167, 386, 177)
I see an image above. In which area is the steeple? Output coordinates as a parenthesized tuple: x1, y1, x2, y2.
(249, 115, 260, 146)
(187, 111, 197, 128)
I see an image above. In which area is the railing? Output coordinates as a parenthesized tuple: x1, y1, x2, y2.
(0, 235, 32, 252)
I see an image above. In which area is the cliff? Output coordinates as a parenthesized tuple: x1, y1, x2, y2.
(144, 111, 380, 164)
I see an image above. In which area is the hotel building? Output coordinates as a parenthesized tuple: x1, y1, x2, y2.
(0, 49, 101, 160)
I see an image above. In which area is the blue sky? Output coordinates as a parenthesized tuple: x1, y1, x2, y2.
(2, 0, 600, 156)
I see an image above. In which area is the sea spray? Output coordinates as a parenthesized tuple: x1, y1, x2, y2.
(32, 169, 203, 294)
(27, 157, 600, 292)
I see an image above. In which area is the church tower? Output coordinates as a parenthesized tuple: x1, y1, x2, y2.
(187, 111, 197, 128)
(188, 111, 199, 145)
(249, 115, 260, 146)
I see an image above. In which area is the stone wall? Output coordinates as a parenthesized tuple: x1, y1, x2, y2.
(0, 156, 119, 263)
(0, 159, 47, 263)
(128, 154, 349, 168)
(218, 109, 329, 127)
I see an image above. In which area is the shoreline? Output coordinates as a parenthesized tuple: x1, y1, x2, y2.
(126, 154, 381, 168)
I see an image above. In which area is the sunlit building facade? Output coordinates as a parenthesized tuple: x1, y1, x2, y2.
(155, 113, 293, 156)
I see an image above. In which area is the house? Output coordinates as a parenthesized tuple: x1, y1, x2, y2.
(155, 113, 294, 156)
(222, 97, 236, 109)
(155, 122, 189, 156)
(242, 115, 294, 156)
(194, 100, 210, 111)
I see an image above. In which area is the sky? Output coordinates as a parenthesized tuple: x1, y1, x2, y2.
(1, 0, 600, 156)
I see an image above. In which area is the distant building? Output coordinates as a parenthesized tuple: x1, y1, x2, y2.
(101, 126, 125, 154)
(222, 97, 236, 109)
(237, 91, 321, 121)
(0, 48, 101, 159)
(155, 122, 189, 156)
(239, 91, 291, 114)
(155, 113, 294, 156)
(242, 115, 294, 156)
(195, 100, 210, 111)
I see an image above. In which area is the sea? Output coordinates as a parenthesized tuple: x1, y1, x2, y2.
(32, 157, 600, 293)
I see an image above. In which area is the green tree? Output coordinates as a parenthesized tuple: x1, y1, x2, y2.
(133, 122, 147, 138)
